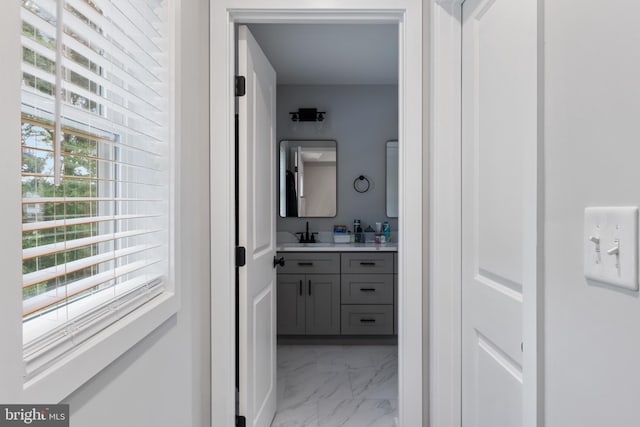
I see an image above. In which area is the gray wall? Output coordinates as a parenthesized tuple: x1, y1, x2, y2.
(277, 85, 399, 236)
(66, 1, 211, 426)
(544, 1, 640, 425)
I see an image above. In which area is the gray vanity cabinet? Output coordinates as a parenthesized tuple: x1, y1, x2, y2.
(341, 252, 395, 335)
(277, 251, 397, 338)
(276, 253, 341, 336)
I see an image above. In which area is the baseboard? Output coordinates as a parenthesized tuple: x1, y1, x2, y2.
(277, 335, 398, 345)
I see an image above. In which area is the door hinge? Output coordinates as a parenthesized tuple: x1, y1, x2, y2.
(235, 76, 246, 97)
(236, 246, 246, 267)
(236, 415, 246, 427)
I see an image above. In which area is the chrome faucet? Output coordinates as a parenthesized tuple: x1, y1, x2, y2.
(296, 221, 318, 243)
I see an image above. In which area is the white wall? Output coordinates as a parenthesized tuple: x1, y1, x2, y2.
(277, 85, 399, 235)
(301, 162, 336, 217)
(65, 1, 211, 426)
(544, 1, 640, 425)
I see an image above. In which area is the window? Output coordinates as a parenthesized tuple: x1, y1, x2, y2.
(20, 0, 170, 378)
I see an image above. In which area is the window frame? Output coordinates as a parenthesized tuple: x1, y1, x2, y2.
(0, 0, 180, 403)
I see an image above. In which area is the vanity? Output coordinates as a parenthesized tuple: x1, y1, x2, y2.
(276, 243, 398, 338)
(276, 137, 399, 340)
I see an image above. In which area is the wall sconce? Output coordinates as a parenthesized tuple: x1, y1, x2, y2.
(289, 108, 326, 122)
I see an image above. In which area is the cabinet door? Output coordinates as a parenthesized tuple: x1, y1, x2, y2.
(305, 274, 340, 335)
(277, 275, 305, 335)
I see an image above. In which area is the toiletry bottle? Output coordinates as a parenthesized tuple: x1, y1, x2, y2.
(354, 219, 362, 243)
(383, 221, 391, 241)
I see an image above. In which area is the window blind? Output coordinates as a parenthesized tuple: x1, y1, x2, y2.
(20, 0, 169, 377)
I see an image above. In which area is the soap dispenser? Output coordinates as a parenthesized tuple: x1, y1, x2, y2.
(353, 219, 363, 243)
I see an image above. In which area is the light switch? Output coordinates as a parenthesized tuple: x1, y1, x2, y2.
(584, 207, 639, 291)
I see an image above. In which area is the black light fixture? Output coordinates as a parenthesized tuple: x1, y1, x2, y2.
(289, 108, 326, 122)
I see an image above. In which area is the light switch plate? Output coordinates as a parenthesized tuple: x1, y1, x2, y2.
(584, 207, 639, 291)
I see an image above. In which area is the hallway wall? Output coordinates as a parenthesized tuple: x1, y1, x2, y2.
(544, 1, 640, 425)
(65, 1, 211, 425)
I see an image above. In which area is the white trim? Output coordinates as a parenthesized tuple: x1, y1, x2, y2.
(210, 5, 236, 426)
(0, 0, 27, 404)
(523, 1, 545, 426)
(210, 2, 423, 426)
(429, 1, 463, 426)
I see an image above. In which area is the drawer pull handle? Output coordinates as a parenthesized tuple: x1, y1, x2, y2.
(360, 318, 376, 323)
(299, 280, 303, 296)
(298, 262, 314, 266)
(360, 288, 376, 292)
(308, 279, 312, 296)
(359, 262, 376, 266)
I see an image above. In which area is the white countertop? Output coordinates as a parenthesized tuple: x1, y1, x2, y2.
(276, 242, 397, 252)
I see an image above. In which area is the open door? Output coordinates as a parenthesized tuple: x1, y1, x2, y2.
(461, 0, 537, 426)
(237, 25, 278, 427)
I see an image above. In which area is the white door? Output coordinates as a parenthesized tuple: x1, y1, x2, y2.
(238, 25, 278, 427)
(461, 0, 537, 426)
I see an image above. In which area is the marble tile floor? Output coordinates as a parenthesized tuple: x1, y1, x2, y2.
(271, 345, 398, 427)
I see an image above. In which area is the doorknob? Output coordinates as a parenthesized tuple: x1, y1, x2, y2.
(273, 256, 285, 268)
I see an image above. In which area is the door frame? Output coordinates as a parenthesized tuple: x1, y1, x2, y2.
(429, 1, 542, 426)
(211, 1, 424, 426)
(211, 1, 541, 427)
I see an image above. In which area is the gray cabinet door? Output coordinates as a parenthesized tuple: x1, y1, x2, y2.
(305, 274, 341, 335)
(277, 275, 305, 335)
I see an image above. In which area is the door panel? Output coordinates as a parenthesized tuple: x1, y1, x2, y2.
(462, 0, 536, 425)
(277, 275, 305, 335)
(238, 25, 277, 427)
(305, 274, 340, 335)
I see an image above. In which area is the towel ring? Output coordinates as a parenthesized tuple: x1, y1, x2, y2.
(353, 175, 370, 193)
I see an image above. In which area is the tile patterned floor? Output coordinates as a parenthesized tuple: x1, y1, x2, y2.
(272, 345, 398, 427)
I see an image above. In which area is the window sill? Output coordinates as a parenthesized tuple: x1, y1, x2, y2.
(20, 290, 179, 403)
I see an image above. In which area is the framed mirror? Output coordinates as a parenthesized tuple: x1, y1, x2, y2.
(386, 140, 398, 218)
(279, 140, 337, 217)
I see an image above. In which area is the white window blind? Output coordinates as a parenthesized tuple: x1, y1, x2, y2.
(20, 0, 170, 377)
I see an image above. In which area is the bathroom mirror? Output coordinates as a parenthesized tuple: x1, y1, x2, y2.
(279, 140, 337, 218)
(386, 141, 398, 218)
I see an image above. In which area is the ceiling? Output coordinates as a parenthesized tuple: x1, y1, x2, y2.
(247, 24, 398, 85)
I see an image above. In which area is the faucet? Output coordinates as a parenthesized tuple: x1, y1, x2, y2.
(296, 221, 318, 243)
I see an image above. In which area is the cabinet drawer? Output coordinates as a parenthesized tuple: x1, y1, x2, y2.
(341, 305, 393, 335)
(341, 252, 393, 274)
(341, 274, 393, 304)
(276, 252, 340, 274)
